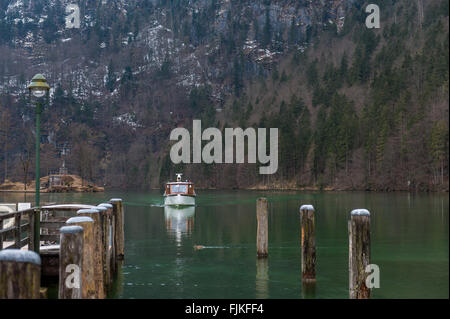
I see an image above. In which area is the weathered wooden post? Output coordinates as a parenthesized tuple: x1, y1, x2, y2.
(300, 205, 316, 282)
(256, 198, 268, 258)
(14, 213, 21, 248)
(66, 216, 96, 299)
(349, 209, 371, 299)
(95, 205, 111, 291)
(0, 249, 41, 299)
(59, 225, 83, 299)
(98, 203, 115, 279)
(0, 220, 3, 249)
(110, 198, 124, 260)
(28, 210, 35, 251)
(77, 208, 105, 299)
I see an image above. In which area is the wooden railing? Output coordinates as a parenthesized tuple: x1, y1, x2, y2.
(0, 205, 100, 251)
(39, 205, 100, 244)
(0, 208, 36, 251)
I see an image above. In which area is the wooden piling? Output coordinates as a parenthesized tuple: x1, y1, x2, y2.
(110, 199, 124, 260)
(300, 204, 316, 282)
(66, 216, 96, 299)
(58, 225, 83, 299)
(95, 205, 111, 291)
(0, 249, 41, 299)
(77, 208, 105, 299)
(256, 198, 268, 258)
(98, 203, 115, 280)
(349, 209, 371, 299)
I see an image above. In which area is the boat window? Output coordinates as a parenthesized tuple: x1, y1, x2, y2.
(170, 184, 188, 193)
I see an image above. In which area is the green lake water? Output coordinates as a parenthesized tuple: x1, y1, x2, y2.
(1, 190, 448, 299)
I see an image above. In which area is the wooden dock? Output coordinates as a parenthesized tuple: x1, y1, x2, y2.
(0, 199, 124, 299)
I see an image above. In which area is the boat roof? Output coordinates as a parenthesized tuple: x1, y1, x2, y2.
(166, 182, 194, 185)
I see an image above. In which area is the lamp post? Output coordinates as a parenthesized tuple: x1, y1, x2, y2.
(27, 74, 50, 253)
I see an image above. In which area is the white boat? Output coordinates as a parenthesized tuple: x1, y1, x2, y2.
(164, 174, 196, 207)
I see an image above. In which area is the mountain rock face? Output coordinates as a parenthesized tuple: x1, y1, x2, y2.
(1, 0, 354, 99)
(0, 0, 448, 191)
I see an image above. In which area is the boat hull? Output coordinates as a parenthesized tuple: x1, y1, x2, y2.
(164, 194, 195, 206)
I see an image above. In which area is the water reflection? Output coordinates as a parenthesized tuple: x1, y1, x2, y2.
(256, 258, 269, 298)
(301, 281, 316, 299)
(164, 206, 195, 244)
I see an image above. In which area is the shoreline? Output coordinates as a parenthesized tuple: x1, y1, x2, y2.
(2, 185, 447, 194)
(0, 190, 105, 193)
(124, 187, 449, 194)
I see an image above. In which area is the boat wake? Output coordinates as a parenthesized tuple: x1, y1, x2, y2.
(150, 203, 166, 208)
(193, 245, 230, 250)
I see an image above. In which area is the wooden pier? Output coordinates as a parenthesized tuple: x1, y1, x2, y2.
(0, 198, 124, 299)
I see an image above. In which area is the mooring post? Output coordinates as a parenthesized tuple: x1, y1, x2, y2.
(95, 205, 111, 291)
(110, 198, 124, 260)
(98, 203, 115, 280)
(58, 225, 83, 299)
(300, 205, 316, 282)
(77, 208, 105, 298)
(0, 249, 41, 299)
(66, 216, 96, 299)
(349, 209, 371, 299)
(256, 198, 268, 258)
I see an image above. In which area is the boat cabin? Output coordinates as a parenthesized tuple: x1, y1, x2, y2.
(165, 182, 195, 196)
(164, 173, 196, 196)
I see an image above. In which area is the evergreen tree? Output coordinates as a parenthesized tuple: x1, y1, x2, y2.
(106, 60, 116, 92)
(262, 8, 272, 48)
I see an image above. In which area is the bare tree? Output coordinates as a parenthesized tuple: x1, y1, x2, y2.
(0, 107, 11, 183)
(19, 152, 31, 190)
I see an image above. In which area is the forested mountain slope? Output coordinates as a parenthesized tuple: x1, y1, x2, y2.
(0, 0, 448, 191)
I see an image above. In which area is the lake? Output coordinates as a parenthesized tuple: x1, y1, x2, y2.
(1, 190, 448, 298)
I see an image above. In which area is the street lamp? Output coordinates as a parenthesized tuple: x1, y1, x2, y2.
(27, 74, 50, 253)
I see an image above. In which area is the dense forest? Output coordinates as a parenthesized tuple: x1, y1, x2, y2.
(0, 0, 448, 191)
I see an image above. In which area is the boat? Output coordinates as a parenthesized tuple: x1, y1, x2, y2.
(164, 173, 196, 206)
